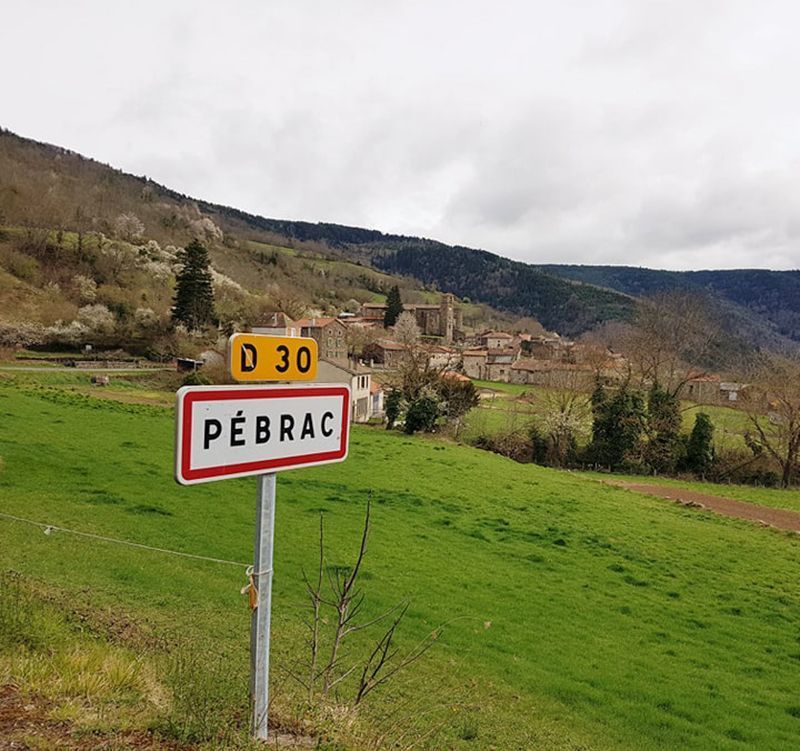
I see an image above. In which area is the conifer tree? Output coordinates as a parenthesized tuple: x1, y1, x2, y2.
(383, 285, 403, 328)
(172, 239, 216, 331)
(644, 384, 683, 473)
(686, 412, 715, 477)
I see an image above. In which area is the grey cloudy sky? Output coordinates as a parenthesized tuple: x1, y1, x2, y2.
(3, 0, 800, 270)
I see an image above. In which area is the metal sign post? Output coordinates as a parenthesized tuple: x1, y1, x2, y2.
(251, 473, 276, 739)
(174, 382, 350, 741)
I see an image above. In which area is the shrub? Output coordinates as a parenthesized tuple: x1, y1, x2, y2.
(1, 249, 40, 283)
(587, 383, 646, 470)
(77, 304, 116, 334)
(182, 371, 211, 387)
(385, 389, 404, 429)
(473, 430, 534, 463)
(404, 394, 441, 434)
(708, 447, 781, 487)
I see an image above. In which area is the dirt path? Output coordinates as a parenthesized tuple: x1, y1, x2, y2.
(606, 481, 800, 534)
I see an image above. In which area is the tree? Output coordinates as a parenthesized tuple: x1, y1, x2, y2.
(742, 353, 800, 488)
(538, 370, 592, 467)
(384, 389, 404, 430)
(437, 376, 480, 438)
(643, 385, 683, 473)
(625, 291, 716, 396)
(172, 239, 216, 331)
(383, 285, 403, 328)
(391, 310, 420, 345)
(685, 412, 715, 477)
(113, 212, 145, 242)
(346, 323, 380, 359)
(588, 383, 646, 470)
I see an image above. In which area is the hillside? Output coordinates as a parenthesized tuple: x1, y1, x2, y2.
(1, 127, 798, 349)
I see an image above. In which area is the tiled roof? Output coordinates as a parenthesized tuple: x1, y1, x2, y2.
(374, 339, 407, 351)
(255, 312, 294, 327)
(320, 357, 372, 375)
(442, 371, 471, 382)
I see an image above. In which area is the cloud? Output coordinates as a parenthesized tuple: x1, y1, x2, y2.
(2, 0, 800, 270)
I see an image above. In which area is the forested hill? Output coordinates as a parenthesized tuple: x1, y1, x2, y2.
(536, 265, 800, 343)
(367, 244, 635, 335)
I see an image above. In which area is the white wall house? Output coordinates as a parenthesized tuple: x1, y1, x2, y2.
(316, 358, 373, 423)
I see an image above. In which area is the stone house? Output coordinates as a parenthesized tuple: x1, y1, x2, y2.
(359, 293, 463, 343)
(720, 382, 745, 402)
(316, 358, 373, 423)
(520, 335, 571, 360)
(462, 347, 519, 382)
(683, 374, 721, 404)
(363, 339, 408, 368)
(462, 348, 488, 379)
(295, 317, 348, 363)
(484, 349, 518, 382)
(479, 331, 514, 349)
(427, 345, 459, 370)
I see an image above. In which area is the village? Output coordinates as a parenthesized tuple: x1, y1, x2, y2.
(219, 293, 745, 424)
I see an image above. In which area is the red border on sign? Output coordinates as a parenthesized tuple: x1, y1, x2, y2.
(177, 385, 350, 483)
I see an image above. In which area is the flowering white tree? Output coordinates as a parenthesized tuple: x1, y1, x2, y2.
(77, 304, 116, 335)
(0, 320, 45, 348)
(72, 274, 98, 303)
(392, 311, 421, 346)
(113, 213, 145, 242)
(44, 320, 90, 346)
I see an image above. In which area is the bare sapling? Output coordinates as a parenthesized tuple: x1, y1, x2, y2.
(301, 498, 437, 706)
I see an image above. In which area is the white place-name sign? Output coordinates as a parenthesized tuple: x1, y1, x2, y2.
(175, 384, 350, 485)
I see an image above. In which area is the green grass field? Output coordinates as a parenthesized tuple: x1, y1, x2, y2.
(1, 378, 799, 749)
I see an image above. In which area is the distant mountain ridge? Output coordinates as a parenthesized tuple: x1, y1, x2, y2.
(535, 265, 800, 345)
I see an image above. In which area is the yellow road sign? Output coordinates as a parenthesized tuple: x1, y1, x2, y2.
(229, 333, 318, 382)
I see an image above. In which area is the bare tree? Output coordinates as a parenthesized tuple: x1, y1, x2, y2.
(624, 291, 716, 395)
(301, 501, 436, 705)
(345, 322, 380, 359)
(741, 353, 800, 488)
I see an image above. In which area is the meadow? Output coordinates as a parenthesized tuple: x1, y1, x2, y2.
(463, 379, 754, 451)
(0, 375, 799, 749)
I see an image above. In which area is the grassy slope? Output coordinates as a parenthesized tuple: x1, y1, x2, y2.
(1, 381, 799, 749)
